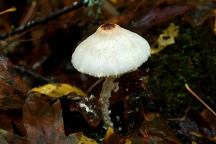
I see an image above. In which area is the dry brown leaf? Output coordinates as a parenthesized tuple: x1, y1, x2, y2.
(0, 54, 29, 110)
(22, 93, 80, 144)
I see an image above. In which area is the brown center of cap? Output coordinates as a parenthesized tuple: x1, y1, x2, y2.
(100, 23, 116, 30)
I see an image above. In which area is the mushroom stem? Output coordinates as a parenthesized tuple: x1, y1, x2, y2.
(99, 77, 117, 128)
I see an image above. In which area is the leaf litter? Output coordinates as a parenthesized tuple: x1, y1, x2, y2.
(0, 0, 216, 143)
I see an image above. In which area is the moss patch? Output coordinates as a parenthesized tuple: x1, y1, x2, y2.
(149, 25, 216, 116)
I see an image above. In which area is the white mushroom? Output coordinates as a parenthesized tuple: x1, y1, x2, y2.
(71, 23, 151, 128)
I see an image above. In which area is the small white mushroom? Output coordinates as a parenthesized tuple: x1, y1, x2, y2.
(71, 23, 150, 128)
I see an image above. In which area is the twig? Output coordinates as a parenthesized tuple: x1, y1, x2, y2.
(0, 0, 84, 40)
(185, 83, 216, 117)
(20, 1, 37, 25)
(13, 65, 56, 83)
(0, 7, 16, 15)
(87, 78, 104, 94)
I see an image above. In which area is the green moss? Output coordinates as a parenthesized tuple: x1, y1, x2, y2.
(149, 25, 216, 116)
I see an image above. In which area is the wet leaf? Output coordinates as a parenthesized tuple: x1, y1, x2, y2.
(22, 93, 80, 144)
(103, 113, 181, 144)
(0, 128, 98, 144)
(0, 129, 29, 144)
(131, 113, 181, 144)
(125, 139, 132, 144)
(31, 83, 100, 128)
(0, 109, 26, 136)
(78, 135, 98, 144)
(108, 1, 190, 33)
(104, 127, 115, 142)
(186, 108, 213, 134)
(103, 127, 124, 144)
(151, 23, 179, 54)
(184, 1, 216, 26)
(201, 108, 216, 130)
(157, 23, 179, 46)
(0, 54, 29, 110)
(31, 83, 86, 98)
(131, 3, 190, 34)
(67, 94, 101, 128)
(168, 108, 216, 143)
(109, 0, 119, 4)
(109, 71, 158, 135)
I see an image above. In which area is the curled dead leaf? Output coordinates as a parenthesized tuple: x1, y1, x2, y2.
(0, 54, 29, 110)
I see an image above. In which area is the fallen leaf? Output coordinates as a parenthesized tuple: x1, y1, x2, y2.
(0, 129, 30, 144)
(131, 4, 190, 34)
(168, 108, 216, 143)
(0, 127, 97, 144)
(157, 23, 179, 46)
(31, 83, 100, 128)
(201, 108, 216, 130)
(0, 109, 26, 136)
(184, 0, 216, 26)
(78, 135, 98, 144)
(104, 127, 115, 142)
(103, 127, 125, 144)
(66, 94, 101, 128)
(0, 54, 29, 110)
(132, 113, 181, 144)
(151, 23, 179, 54)
(22, 93, 80, 144)
(103, 112, 181, 144)
(124, 139, 132, 144)
(186, 108, 212, 134)
(108, 1, 190, 33)
(31, 83, 86, 98)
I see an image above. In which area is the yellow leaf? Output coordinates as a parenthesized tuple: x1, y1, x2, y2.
(0, 129, 8, 135)
(31, 83, 86, 98)
(125, 139, 132, 144)
(104, 127, 115, 141)
(110, 0, 118, 4)
(78, 135, 98, 144)
(151, 23, 179, 54)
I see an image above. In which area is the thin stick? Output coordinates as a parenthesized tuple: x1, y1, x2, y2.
(13, 65, 55, 83)
(87, 78, 104, 94)
(185, 83, 216, 117)
(0, 0, 84, 39)
(20, 1, 37, 25)
(0, 7, 16, 15)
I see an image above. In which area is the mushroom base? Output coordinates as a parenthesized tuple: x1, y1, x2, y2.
(99, 77, 118, 128)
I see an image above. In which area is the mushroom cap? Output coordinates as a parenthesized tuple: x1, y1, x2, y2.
(71, 23, 151, 77)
